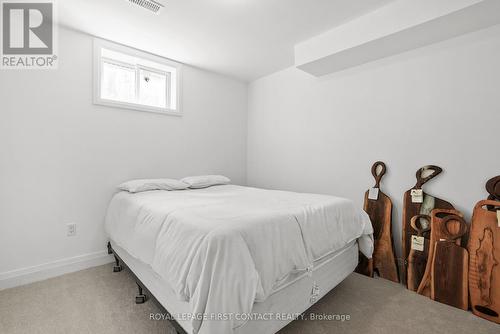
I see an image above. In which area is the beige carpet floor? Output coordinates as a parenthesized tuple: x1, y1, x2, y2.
(0, 264, 498, 334)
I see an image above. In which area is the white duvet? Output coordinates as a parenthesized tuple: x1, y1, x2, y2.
(105, 185, 373, 334)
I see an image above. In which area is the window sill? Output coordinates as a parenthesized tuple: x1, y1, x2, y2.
(93, 98, 183, 117)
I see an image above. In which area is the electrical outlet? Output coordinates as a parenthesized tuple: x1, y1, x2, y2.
(67, 223, 76, 237)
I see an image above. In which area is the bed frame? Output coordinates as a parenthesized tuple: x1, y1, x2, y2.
(107, 239, 359, 334)
(107, 242, 187, 334)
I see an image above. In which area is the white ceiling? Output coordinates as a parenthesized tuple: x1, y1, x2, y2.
(59, 0, 394, 81)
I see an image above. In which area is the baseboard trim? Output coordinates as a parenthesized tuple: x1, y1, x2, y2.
(0, 251, 114, 291)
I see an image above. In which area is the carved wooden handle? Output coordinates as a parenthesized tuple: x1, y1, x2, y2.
(475, 199, 500, 211)
(432, 208, 463, 218)
(414, 165, 443, 189)
(441, 215, 468, 241)
(486, 175, 500, 199)
(410, 214, 431, 236)
(371, 161, 386, 188)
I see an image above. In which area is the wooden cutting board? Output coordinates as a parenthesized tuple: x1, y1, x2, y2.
(407, 215, 430, 291)
(431, 217, 469, 310)
(417, 209, 464, 297)
(402, 165, 454, 285)
(468, 199, 500, 324)
(362, 161, 399, 282)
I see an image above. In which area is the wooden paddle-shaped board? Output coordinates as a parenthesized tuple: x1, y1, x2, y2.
(402, 165, 454, 285)
(417, 209, 464, 297)
(407, 215, 430, 291)
(468, 199, 500, 324)
(363, 161, 399, 282)
(431, 217, 469, 310)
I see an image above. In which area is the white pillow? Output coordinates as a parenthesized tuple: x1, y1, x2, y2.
(181, 175, 231, 189)
(118, 179, 189, 193)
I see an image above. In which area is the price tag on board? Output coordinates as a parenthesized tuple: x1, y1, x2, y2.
(411, 235, 424, 251)
(411, 189, 423, 203)
(368, 188, 379, 200)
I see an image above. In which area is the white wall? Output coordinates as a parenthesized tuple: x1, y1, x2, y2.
(0, 27, 248, 284)
(248, 25, 500, 259)
(2, 21, 500, 289)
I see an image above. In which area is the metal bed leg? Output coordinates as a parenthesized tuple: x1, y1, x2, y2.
(108, 241, 123, 272)
(135, 282, 147, 304)
(107, 243, 186, 333)
(112, 254, 123, 272)
(113, 254, 123, 272)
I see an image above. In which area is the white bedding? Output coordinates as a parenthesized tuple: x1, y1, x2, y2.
(105, 185, 373, 334)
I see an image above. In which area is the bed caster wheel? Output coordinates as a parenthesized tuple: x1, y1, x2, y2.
(135, 295, 147, 304)
(135, 282, 147, 304)
(113, 254, 122, 272)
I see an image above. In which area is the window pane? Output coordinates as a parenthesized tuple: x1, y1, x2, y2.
(101, 61, 136, 103)
(138, 69, 168, 108)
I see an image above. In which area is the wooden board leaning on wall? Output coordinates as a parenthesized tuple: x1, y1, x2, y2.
(361, 161, 399, 282)
(407, 215, 430, 292)
(416, 209, 466, 298)
(431, 214, 469, 310)
(402, 165, 454, 286)
(468, 176, 500, 324)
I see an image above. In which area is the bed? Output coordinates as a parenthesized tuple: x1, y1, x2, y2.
(105, 184, 373, 334)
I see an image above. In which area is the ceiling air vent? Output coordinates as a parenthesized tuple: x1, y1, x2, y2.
(128, 0, 164, 13)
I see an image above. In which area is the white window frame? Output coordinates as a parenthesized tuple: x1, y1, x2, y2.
(93, 38, 182, 116)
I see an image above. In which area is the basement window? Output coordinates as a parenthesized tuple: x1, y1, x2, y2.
(93, 39, 182, 115)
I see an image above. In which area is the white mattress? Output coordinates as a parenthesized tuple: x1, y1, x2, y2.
(105, 185, 373, 334)
(111, 239, 358, 334)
